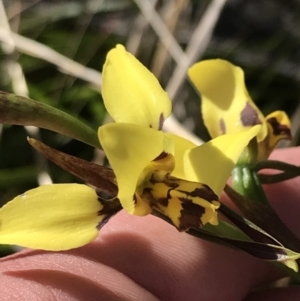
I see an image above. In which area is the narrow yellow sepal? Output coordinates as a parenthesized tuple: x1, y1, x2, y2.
(188, 59, 267, 142)
(99, 123, 173, 215)
(0, 184, 103, 250)
(102, 44, 172, 130)
(184, 126, 261, 197)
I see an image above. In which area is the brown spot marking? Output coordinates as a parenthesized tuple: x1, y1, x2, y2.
(97, 196, 122, 216)
(178, 200, 206, 231)
(159, 113, 165, 130)
(133, 194, 138, 206)
(156, 197, 169, 207)
(178, 184, 218, 203)
(157, 184, 178, 207)
(147, 180, 179, 206)
(153, 151, 168, 161)
(96, 189, 114, 200)
(240, 102, 262, 126)
(267, 117, 292, 138)
(220, 118, 226, 134)
(149, 113, 164, 129)
(97, 215, 113, 230)
(96, 195, 122, 230)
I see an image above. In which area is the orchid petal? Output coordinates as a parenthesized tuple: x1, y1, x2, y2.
(265, 110, 292, 147)
(99, 123, 173, 215)
(0, 184, 103, 250)
(149, 178, 220, 230)
(184, 126, 261, 197)
(165, 133, 196, 179)
(258, 110, 292, 160)
(102, 44, 171, 130)
(188, 59, 267, 141)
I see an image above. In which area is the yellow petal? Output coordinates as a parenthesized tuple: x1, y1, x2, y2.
(165, 133, 196, 180)
(0, 184, 103, 251)
(150, 153, 175, 182)
(188, 59, 267, 141)
(147, 177, 220, 230)
(258, 110, 292, 160)
(184, 126, 261, 197)
(99, 123, 173, 215)
(102, 44, 172, 130)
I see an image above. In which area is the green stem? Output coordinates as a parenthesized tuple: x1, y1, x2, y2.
(254, 160, 300, 174)
(258, 172, 299, 184)
(232, 166, 269, 204)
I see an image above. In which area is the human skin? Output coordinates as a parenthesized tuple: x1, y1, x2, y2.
(0, 148, 300, 301)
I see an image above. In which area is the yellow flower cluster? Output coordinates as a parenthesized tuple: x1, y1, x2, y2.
(1, 45, 289, 252)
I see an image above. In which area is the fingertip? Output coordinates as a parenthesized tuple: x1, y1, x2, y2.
(243, 286, 300, 301)
(264, 147, 300, 238)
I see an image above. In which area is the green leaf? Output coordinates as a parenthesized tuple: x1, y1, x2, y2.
(203, 220, 252, 242)
(187, 228, 300, 272)
(152, 208, 300, 275)
(218, 202, 282, 246)
(0, 91, 100, 148)
(0, 166, 38, 187)
(0, 244, 15, 257)
(224, 184, 300, 252)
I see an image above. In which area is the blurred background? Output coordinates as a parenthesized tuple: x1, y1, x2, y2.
(0, 0, 300, 219)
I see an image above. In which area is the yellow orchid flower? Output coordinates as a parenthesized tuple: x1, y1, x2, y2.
(0, 45, 260, 251)
(98, 45, 261, 230)
(188, 59, 292, 160)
